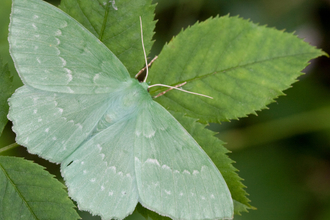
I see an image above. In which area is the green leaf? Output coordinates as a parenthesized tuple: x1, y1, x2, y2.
(148, 15, 326, 123)
(0, 156, 80, 220)
(0, 0, 11, 58)
(136, 203, 171, 220)
(0, 58, 13, 135)
(125, 208, 151, 220)
(59, 0, 156, 77)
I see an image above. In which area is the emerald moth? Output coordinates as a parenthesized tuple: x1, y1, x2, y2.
(7, 0, 234, 219)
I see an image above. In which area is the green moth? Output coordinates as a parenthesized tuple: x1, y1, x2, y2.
(7, 0, 233, 219)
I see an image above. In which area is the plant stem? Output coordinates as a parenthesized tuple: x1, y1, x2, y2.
(0, 143, 19, 154)
(218, 106, 330, 150)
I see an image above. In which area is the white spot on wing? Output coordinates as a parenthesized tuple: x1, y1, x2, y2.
(33, 109, 37, 114)
(164, 190, 171, 195)
(179, 192, 183, 196)
(45, 128, 49, 133)
(83, 170, 87, 174)
(58, 108, 63, 113)
(135, 157, 141, 167)
(38, 118, 42, 122)
(201, 165, 208, 173)
(93, 74, 100, 83)
(32, 23, 37, 30)
(55, 30, 62, 36)
(52, 137, 57, 140)
(109, 191, 113, 196)
(55, 47, 61, 55)
(193, 170, 199, 175)
(67, 87, 74, 93)
(183, 170, 191, 175)
(36, 58, 41, 64)
(53, 38, 60, 46)
(33, 15, 39, 19)
(60, 57, 66, 66)
(162, 164, 171, 170)
(144, 130, 155, 138)
(61, 21, 68, 28)
(96, 144, 102, 151)
(105, 114, 112, 123)
(66, 73, 73, 83)
(135, 130, 141, 137)
(108, 166, 116, 173)
(90, 178, 96, 182)
(101, 185, 105, 191)
(211, 194, 215, 199)
(64, 68, 72, 74)
(145, 158, 160, 167)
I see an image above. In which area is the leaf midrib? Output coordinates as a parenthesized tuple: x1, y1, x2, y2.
(0, 162, 39, 220)
(98, 2, 111, 41)
(151, 51, 317, 94)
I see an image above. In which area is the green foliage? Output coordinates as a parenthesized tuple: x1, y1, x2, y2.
(59, 0, 156, 77)
(0, 0, 327, 219)
(0, 156, 79, 220)
(0, 58, 13, 135)
(136, 202, 171, 220)
(148, 15, 325, 123)
(0, 0, 16, 81)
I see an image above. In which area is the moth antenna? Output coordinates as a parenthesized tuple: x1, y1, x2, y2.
(150, 82, 213, 99)
(135, 55, 158, 79)
(139, 16, 149, 82)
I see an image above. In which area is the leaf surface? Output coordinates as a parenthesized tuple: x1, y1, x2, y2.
(59, 0, 156, 77)
(0, 156, 80, 220)
(0, 58, 13, 135)
(148, 16, 326, 123)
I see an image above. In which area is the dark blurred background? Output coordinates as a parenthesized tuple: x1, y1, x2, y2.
(1, 0, 330, 219)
